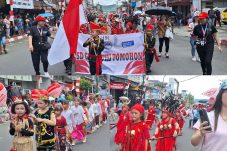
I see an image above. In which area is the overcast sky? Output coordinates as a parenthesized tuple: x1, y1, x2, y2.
(93, 0, 117, 5)
(148, 76, 227, 99)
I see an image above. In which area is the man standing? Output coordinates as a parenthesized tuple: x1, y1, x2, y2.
(215, 8, 222, 27)
(208, 6, 216, 26)
(83, 22, 105, 75)
(0, 16, 7, 55)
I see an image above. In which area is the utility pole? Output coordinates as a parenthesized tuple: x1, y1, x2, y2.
(174, 78, 179, 96)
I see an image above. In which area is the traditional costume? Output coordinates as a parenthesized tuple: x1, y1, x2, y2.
(9, 99, 34, 151)
(122, 104, 151, 151)
(146, 104, 156, 128)
(153, 97, 180, 151)
(83, 22, 105, 75)
(144, 24, 159, 74)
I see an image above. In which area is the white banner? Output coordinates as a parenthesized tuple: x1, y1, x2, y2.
(13, 0, 34, 9)
(75, 33, 145, 75)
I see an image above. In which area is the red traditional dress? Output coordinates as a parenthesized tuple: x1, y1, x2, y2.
(146, 106, 156, 128)
(122, 121, 151, 151)
(155, 117, 177, 151)
(114, 111, 131, 145)
(55, 116, 67, 151)
(111, 25, 124, 34)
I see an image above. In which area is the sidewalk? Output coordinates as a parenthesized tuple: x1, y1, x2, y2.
(6, 35, 27, 44)
(174, 25, 227, 46)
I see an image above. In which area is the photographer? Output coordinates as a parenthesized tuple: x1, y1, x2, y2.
(28, 16, 54, 76)
(193, 12, 223, 75)
(191, 80, 227, 151)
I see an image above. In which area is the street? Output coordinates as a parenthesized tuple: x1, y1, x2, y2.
(0, 34, 226, 75)
(110, 119, 201, 151)
(0, 122, 109, 151)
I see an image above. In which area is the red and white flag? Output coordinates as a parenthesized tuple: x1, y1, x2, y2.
(48, 0, 87, 65)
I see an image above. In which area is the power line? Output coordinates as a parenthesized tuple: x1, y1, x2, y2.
(178, 75, 201, 83)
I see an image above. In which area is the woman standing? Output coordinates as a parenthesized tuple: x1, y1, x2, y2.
(32, 96, 56, 151)
(193, 12, 223, 75)
(157, 16, 172, 58)
(188, 11, 200, 61)
(191, 80, 227, 151)
(28, 16, 54, 76)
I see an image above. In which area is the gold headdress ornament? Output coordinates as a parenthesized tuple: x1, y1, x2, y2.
(119, 96, 131, 105)
(38, 94, 49, 101)
(13, 96, 23, 104)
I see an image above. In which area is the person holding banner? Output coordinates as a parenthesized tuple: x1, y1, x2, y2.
(83, 22, 105, 75)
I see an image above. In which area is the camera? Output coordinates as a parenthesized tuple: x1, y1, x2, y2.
(195, 39, 206, 46)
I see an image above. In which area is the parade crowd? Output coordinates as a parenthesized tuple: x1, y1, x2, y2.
(112, 79, 227, 151)
(6, 89, 110, 151)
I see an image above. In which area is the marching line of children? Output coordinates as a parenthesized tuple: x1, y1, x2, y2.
(114, 96, 188, 151)
(9, 93, 109, 151)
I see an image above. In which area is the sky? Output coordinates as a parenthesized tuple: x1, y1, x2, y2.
(93, 0, 117, 5)
(147, 76, 227, 99)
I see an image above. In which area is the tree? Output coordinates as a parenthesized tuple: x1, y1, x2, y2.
(186, 93, 194, 105)
(80, 78, 92, 93)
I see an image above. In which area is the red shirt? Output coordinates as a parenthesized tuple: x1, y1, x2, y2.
(122, 121, 151, 151)
(55, 116, 67, 134)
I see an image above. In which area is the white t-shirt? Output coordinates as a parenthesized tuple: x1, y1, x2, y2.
(71, 105, 85, 125)
(88, 106, 95, 122)
(188, 22, 198, 35)
(193, 111, 227, 151)
(62, 109, 74, 125)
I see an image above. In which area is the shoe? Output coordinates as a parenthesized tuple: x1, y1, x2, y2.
(96, 125, 99, 129)
(4, 50, 8, 54)
(71, 141, 75, 146)
(192, 57, 196, 61)
(196, 58, 201, 62)
(44, 72, 50, 77)
(165, 53, 169, 58)
(158, 53, 162, 57)
(82, 137, 87, 143)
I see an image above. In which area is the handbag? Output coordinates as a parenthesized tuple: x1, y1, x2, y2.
(40, 42, 51, 50)
(38, 27, 51, 50)
(165, 27, 173, 40)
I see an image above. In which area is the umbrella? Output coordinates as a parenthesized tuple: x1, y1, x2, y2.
(38, 13, 54, 18)
(145, 7, 176, 16)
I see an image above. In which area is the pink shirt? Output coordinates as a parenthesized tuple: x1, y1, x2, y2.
(193, 111, 227, 151)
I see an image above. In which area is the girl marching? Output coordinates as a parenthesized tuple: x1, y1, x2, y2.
(9, 98, 34, 151)
(54, 104, 70, 151)
(146, 103, 156, 129)
(152, 98, 180, 151)
(122, 104, 151, 151)
(114, 97, 131, 150)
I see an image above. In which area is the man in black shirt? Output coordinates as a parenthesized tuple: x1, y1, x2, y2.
(28, 16, 54, 76)
(0, 17, 7, 55)
(83, 22, 104, 75)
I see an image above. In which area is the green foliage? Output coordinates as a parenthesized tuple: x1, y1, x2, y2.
(80, 79, 92, 92)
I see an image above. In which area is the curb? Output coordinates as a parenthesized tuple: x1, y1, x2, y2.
(6, 35, 28, 44)
(221, 39, 227, 46)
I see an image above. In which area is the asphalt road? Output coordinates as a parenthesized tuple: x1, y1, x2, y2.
(110, 119, 201, 151)
(0, 35, 226, 75)
(0, 121, 109, 151)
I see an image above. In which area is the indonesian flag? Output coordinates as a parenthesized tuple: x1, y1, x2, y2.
(48, 0, 87, 65)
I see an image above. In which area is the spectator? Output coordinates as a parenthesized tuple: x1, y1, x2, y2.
(214, 8, 222, 27)
(0, 16, 7, 54)
(208, 6, 216, 26)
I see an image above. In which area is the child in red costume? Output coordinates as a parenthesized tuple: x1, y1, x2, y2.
(152, 109, 179, 151)
(122, 104, 151, 151)
(146, 104, 156, 128)
(114, 104, 131, 149)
